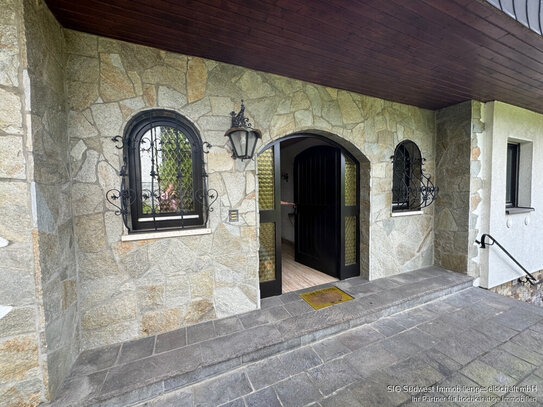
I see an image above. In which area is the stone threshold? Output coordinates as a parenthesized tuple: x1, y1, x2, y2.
(48, 266, 473, 407)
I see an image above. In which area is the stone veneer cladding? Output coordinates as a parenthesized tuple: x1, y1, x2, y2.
(434, 102, 472, 273)
(0, 0, 53, 404)
(0, 1, 440, 402)
(64, 30, 436, 350)
(24, 0, 79, 399)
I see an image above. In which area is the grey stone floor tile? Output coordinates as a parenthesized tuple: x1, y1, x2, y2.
(336, 325, 384, 351)
(311, 336, 351, 362)
(480, 348, 535, 380)
(307, 358, 361, 396)
(319, 388, 363, 407)
(280, 292, 303, 304)
(492, 308, 541, 331)
(218, 398, 246, 407)
(348, 374, 410, 406)
(381, 356, 443, 392)
(70, 344, 120, 377)
(279, 347, 322, 376)
(510, 329, 543, 354)
(334, 277, 369, 291)
(283, 300, 314, 316)
(471, 319, 518, 343)
(418, 299, 458, 314)
(389, 307, 437, 329)
(199, 325, 282, 365)
(370, 318, 406, 337)
(214, 316, 243, 337)
(529, 320, 543, 334)
(400, 327, 440, 350)
(192, 371, 252, 407)
(244, 386, 281, 407)
(343, 283, 382, 297)
(155, 328, 186, 354)
(239, 306, 290, 329)
(102, 344, 202, 396)
(274, 373, 321, 407)
(94, 382, 163, 407)
(245, 356, 288, 390)
(119, 336, 155, 364)
(407, 392, 456, 406)
(437, 372, 498, 407)
(419, 348, 462, 378)
(460, 359, 516, 393)
(346, 341, 400, 377)
(499, 341, 543, 366)
(493, 392, 540, 406)
(187, 320, 216, 344)
(388, 271, 430, 285)
(261, 296, 283, 309)
(418, 316, 467, 339)
(139, 389, 192, 407)
(381, 332, 423, 360)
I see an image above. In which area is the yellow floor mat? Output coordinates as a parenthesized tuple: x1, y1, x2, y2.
(299, 286, 354, 310)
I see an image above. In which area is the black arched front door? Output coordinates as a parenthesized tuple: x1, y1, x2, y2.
(257, 137, 360, 298)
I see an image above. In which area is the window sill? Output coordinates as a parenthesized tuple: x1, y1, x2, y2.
(121, 228, 212, 242)
(391, 210, 423, 217)
(505, 207, 535, 215)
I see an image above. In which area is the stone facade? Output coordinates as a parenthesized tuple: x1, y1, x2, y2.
(490, 270, 543, 306)
(434, 102, 472, 273)
(0, 0, 49, 405)
(63, 29, 437, 353)
(25, 0, 79, 399)
(0, 1, 440, 402)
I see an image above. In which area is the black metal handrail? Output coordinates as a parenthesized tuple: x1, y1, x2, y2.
(475, 234, 542, 286)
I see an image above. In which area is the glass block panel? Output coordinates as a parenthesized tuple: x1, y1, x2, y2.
(257, 148, 275, 210)
(259, 222, 276, 282)
(140, 126, 194, 215)
(345, 215, 356, 266)
(345, 155, 356, 206)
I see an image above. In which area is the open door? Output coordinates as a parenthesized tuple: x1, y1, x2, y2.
(339, 152, 360, 279)
(294, 146, 340, 278)
(257, 144, 282, 297)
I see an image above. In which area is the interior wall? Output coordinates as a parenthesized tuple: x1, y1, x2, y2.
(24, 0, 79, 398)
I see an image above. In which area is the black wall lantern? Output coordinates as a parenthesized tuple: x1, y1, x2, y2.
(225, 100, 262, 160)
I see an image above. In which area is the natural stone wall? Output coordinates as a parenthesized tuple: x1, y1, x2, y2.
(24, 0, 79, 398)
(468, 101, 486, 279)
(490, 270, 543, 306)
(0, 0, 47, 405)
(434, 102, 472, 273)
(64, 29, 436, 349)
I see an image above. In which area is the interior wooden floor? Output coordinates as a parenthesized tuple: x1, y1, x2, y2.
(282, 241, 338, 293)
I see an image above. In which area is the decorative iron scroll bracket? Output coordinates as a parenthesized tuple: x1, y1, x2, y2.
(391, 156, 439, 210)
(230, 99, 253, 128)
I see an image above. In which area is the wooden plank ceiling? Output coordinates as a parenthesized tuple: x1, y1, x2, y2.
(45, 0, 543, 114)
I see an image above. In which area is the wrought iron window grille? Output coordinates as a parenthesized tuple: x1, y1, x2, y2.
(105, 111, 217, 232)
(391, 141, 438, 210)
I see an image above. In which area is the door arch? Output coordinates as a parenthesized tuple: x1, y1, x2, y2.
(256, 132, 369, 298)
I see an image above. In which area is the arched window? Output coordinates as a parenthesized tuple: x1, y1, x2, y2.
(124, 110, 205, 231)
(392, 140, 422, 211)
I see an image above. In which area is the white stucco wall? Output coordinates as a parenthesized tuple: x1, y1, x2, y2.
(480, 101, 543, 288)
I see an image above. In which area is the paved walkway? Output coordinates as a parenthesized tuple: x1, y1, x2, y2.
(139, 287, 543, 407)
(49, 267, 543, 406)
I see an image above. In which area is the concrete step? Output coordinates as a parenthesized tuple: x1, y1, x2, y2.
(49, 266, 473, 407)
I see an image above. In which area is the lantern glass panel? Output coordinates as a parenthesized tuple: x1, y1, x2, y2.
(229, 129, 246, 158)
